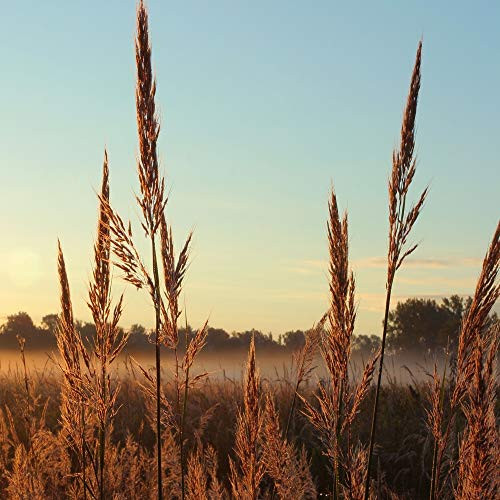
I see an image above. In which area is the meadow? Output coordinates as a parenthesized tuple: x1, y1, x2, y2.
(0, 1, 498, 499)
(0, 352, 475, 499)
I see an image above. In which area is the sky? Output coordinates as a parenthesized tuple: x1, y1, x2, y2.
(0, 1, 499, 336)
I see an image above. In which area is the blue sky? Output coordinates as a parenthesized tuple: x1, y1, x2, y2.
(0, 1, 498, 335)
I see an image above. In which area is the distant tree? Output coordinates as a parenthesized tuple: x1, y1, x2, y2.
(4, 299, 494, 356)
(129, 323, 147, 337)
(385, 295, 497, 355)
(387, 298, 444, 354)
(41, 313, 59, 336)
(229, 329, 280, 350)
(438, 296, 478, 348)
(127, 323, 150, 349)
(1, 311, 37, 336)
(205, 327, 230, 350)
(282, 330, 306, 351)
(352, 334, 381, 358)
(0, 312, 45, 348)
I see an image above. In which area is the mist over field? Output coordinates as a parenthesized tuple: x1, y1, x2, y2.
(0, 347, 449, 386)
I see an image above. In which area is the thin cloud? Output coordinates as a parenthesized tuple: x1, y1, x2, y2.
(288, 256, 482, 274)
(357, 292, 478, 314)
(286, 259, 326, 275)
(353, 256, 482, 270)
(398, 275, 477, 288)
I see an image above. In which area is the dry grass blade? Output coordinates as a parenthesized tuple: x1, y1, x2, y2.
(284, 314, 325, 439)
(455, 324, 499, 499)
(128, 3, 169, 497)
(344, 350, 380, 431)
(184, 444, 224, 500)
(427, 221, 499, 499)
(301, 187, 378, 499)
(55, 241, 89, 497)
(103, 198, 154, 293)
(135, 0, 165, 237)
(179, 317, 209, 500)
(183, 321, 209, 376)
(84, 153, 130, 499)
(230, 335, 264, 500)
(425, 362, 450, 500)
(343, 446, 370, 500)
(205, 445, 224, 499)
(365, 41, 427, 499)
(89, 151, 111, 326)
(262, 396, 316, 499)
(56, 242, 83, 389)
(453, 220, 500, 407)
(160, 214, 193, 348)
(388, 40, 427, 279)
(327, 188, 356, 373)
(186, 448, 208, 500)
(452, 222, 499, 499)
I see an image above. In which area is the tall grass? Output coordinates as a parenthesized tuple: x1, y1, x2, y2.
(426, 221, 499, 499)
(364, 40, 428, 499)
(56, 153, 128, 499)
(262, 395, 316, 499)
(88, 152, 129, 499)
(301, 188, 379, 499)
(229, 335, 265, 499)
(133, 3, 166, 496)
(284, 314, 325, 440)
(102, 2, 206, 498)
(56, 241, 87, 497)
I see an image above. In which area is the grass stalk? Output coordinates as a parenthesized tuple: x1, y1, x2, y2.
(151, 234, 163, 499)
(99, 361, 105, 500)
(301, 187, 379, 498)
(364, 40, 426, 499)
(364, 283, 392, 498)
(284, 314, 325, 439)
(180, 306, 190, 500)
(180, 357, 189, 500)
(429, 353, 447, 500)
(81, 404, 87, 500)
(333, 378, 344, 500)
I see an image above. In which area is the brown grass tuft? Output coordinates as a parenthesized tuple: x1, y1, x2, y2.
(426, 220, 499, 499)
(262, 395, 316, 499)
(230, 335, 265, 499)
(302, 187, 379, 499)
(453, 222, 500, 499)
(56, 241, 88, 497)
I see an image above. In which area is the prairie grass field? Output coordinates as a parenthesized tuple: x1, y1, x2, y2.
(0, 1, 498, 499)
(1, 349, 489, 499)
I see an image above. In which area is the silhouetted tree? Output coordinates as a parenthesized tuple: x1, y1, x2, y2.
(282, 330, 306, 350)
(352, 334, 381, 358)
(127, 323, 150, 350)
(386, 295, 497, 355)
(0, 312, 50, 348)
(205, 327, 230, 351)
(3, 298, 493, 356)
(41, 314, 59, 336)
(228, 329, 279, 351)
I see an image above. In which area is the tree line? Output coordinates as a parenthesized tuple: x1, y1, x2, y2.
(0, 295, 496, 357)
